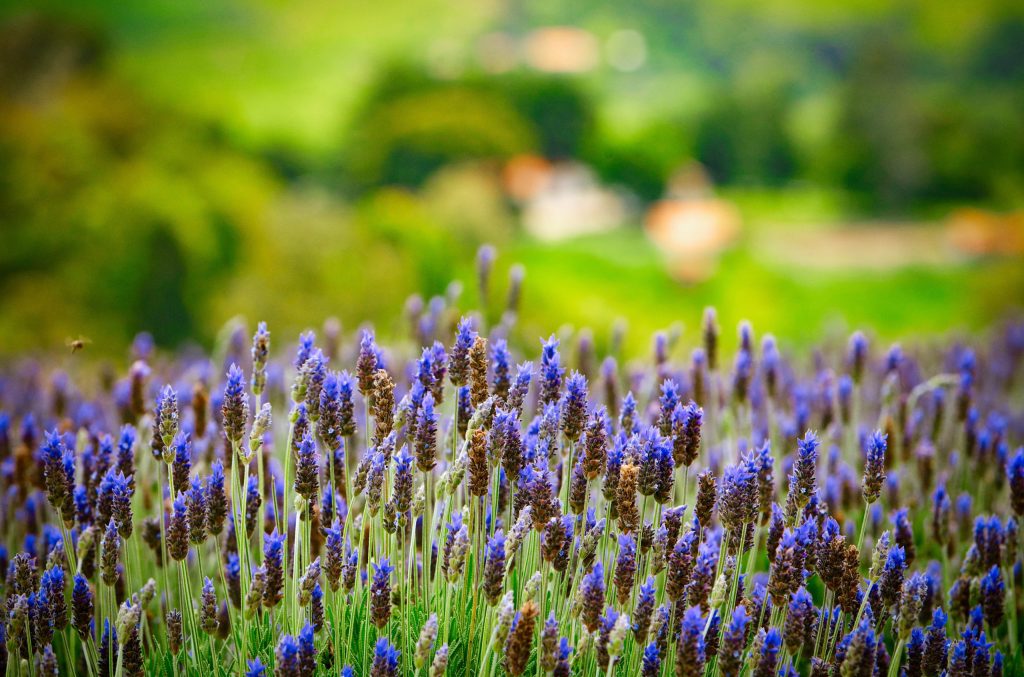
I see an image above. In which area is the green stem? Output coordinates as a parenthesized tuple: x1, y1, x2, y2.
(291, 501, 305, 631)
(26, 622, 36, 677)
(887, 639, 906, 677)
(424, 472, 434, 612)
(854, 502, 873, 560)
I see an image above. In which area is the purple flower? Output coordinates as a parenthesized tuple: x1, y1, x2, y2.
(1008, 449, 1024, 517)
(732, 348, 753, 403)
(719, 458, 757, 531)
(71, 573, 92, 639)
(785, 431, 819, 520)
(275, 634, 300, 677)
(476, 243, 496, 298)
(483, 530, 506, 605)
(101, 468, 133, 538)
(166, 497, 188, 562)
(225, 553, 241, 608)
(116, 424, 136, 485)
(342, 539, 358, 592)
(618, 391, 638, 437)
(449, 318, 476, 388)
(415, 392, 438, 472)
(371, 636, 400, 677)
(677, 606, 706, 677)
(294, 330, 316, 369)
(244, 474, 262, 537)
(862, 431, 887, 505)
(336, 371, 357, 436)
(200, 577, 218, 634)
(41, 431, 74, 520)
(221, 364, 249, 446)
(301, 349, 327, 421)
(897, 572, 926, 640)
(718, 604, 750, 677)
(155, 385, 180, 457)
(632, 577, 657, 643)
(885, 344, 903, 373)
(906, 628, 925, 677)
(667, 530, 696, 602)
(263, 531, 285, 608)
(251, 321, 270, 396)
(878, 544, 906, 610)
(245, 658, 266, 677)
(323, 522, 344, 592)
(318, 370, 345, 449)
(658, 379, 680, 436)
(391, 445, 414, 519)
(752, 628, 781, 677)
(848, 331, 868, 382)
(181, 479, 206, 547)
(355, 330, 379, 396)
(540, 336, 564, 406)
(761, 334, 780, 395)
(370, 559, 394, 628)
(981, 565, 1006, 630)
(931, 483, 951, 547)
(507, 362, 533, 415)
(206, 460, 227, 535)
(560, 371, 588, 443)
(171, 431, 192, 495)
(294, 431, 319, 500)
(892, 507, 916, 564)
(671, 401, 703, 468)
(768, 529, 805, 605)
(784, 588, 815, 655)
(98, 619, 117, 677)
(491, 339, 511, 399)
(613, 534, 637, 605)
(580, 562, 605, 632)
(40, 566, 66, 631)
(298, 623, 316, 675)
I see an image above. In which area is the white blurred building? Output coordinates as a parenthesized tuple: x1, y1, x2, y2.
(505, 156, 626, 241)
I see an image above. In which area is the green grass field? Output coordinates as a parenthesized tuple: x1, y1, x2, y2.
(496, 228, 1024, 357)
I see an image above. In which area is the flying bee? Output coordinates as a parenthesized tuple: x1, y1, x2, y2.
(66, 336, 92, 354)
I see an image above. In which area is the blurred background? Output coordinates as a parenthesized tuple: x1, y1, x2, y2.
(2, 0, 1023, 358)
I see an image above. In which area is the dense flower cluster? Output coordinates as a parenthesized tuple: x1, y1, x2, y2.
(0, 248, 1022, 676)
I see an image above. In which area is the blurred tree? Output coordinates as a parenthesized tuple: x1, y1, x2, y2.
(342, 65, 599, 190)
(135, 226, 193, 346)
(833, 28, 928, 211)
(693, 87, 797, 187)
(970, 17, 1024, 84)
(583, 120, 691, 201)
(0, 13, 268, 352)
(343, 65, 537, 190)
(504, 74, 595, 160)
(923, 89, 1024, 205)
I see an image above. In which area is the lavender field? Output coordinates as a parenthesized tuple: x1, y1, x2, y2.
(0, 247, 1021, 677)
(3, 0, 1024, 673)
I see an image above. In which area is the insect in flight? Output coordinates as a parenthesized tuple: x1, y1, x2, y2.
(66, 336, 92, 353)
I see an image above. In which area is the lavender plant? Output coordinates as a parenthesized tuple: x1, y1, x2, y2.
(0, 248, 1022, 677)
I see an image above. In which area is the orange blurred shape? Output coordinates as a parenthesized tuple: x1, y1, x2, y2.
(645, 199, 741, 282)
(523, 27, 599, 74)
(946, 208, 1024, 256)
(503, 154, 553, 203)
